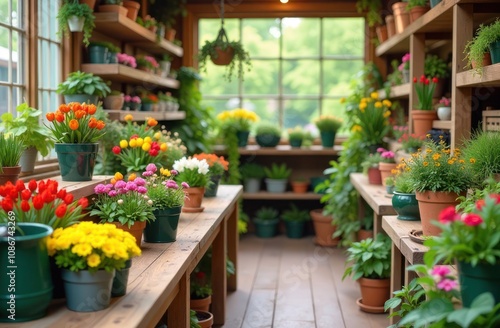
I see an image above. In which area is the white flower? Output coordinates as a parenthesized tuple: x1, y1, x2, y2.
(117, 199, 124, 205)
(197, 159, 209, 175)
(147, 200, 153, 205)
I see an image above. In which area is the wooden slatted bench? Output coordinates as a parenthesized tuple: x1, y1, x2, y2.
(1, 182, 242, 328)
(350, 173, 397, 236)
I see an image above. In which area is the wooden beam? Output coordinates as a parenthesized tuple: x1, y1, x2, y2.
(27, 0, 37, 107)
(409, 33, 425, 133)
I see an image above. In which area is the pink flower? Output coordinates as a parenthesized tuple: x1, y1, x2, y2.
(137, 186, 147, 194)
(439, 97, 451, 106)
(94, 184, 109, 194)
(146, 163, 157, 173)
(377, 147, 386, 153)
(108, 190, 118, 197)
(134, 177, 146, 186)
(402, 53, 411, 63)
(462, 213, 483, 227)
(115, 180, 127, 189)
(170, 170, 178, 176)
(430, 265, 450, 277)
(165, 180, 178, 189)
(181, 182, 189, 189)
(142, 171, 153, 177)
(125, 181, 138, 191)
(438, 206, 460, 224)
(381, 151, 395, 160)
(124, 95, 131, 102)
(437, 278, 458, 292)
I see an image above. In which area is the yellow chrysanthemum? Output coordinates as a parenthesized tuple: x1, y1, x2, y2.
(90, 236, 106, 248)
(124, 114, 133, 121)
(87, 253, 101, 267)
(72, 243, 93, 257)
(435, 162, 441, 167)
(142, 142, 151, 152)
(129, 139, 137, 148)
(55, 236, 72, 250)
(160, 168, 171, 176)
(432, 153, 441, 161)
(459, 159, 465, 164)
(423, 162, 429, 167)
(119, 140, 128, 148)
(469, 158, 476, 164)
(47, 238, 56, 256)
(448, 159, 454, 165)
(101, 241, 117, 258)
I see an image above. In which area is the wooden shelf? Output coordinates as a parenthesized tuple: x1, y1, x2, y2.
(456, 63, 500, 87)
(432, 120, 451, 129)
(104, 110, 185, 122)
(243, 192, 322, 200)
(81, 64, 180, 89)
(238, 145, 342, 156)
(93, 13, 183, 57)
(377, 83, 410, 99)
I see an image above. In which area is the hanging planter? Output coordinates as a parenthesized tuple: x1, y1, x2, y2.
(57, 1, 96, 46)
(67, 15, 85, 32)
(197, 1, 251, 81)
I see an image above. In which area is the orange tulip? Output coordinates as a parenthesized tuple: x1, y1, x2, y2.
(147, 118, 158, 127)
(72, 103, 83, 113)
(55, 113, 64, 123)
(124, 114, 133, 121)
(74, 110, 85, 119)
(88, 118, 97, 128)
(59, 104, 70, 113)
(87, 104, 97, 115)
(46, 112, 55, 121)
(96, 121, 105, 130)
(69, 119, 79, 130)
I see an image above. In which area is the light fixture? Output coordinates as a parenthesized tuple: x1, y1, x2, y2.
(280, 0, 289, 3)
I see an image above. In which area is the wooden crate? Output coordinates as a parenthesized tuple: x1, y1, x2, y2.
(483, 110, 500, 131)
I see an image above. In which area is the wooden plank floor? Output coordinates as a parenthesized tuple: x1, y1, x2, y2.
(223, 235, 390, 328)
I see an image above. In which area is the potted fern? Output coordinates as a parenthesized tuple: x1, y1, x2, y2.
(281, 204, 310, 239)
(264, 163, 291, 193)
(465, 19, 500, 74)
(57, 0, 95, 46)
(253, 207, 280, 238)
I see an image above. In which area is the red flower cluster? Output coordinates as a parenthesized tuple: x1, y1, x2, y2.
(438, 195, 500, 227)
(413, 75, 439, 85)
(0, 179, 88, 229)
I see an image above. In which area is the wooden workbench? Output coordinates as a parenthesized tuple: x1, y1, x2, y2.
(5, 184, 242, 328)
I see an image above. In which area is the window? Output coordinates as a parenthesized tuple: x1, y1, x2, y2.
(0, 0, 25, 116)
(198, 17, 365, 133)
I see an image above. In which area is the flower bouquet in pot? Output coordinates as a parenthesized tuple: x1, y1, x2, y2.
(398, 133, 424, 154)
(404, 138, 474, 236)
(141, 163, 189, 243)
(412, 75, 439, 137)
(0, 133, 24, 185)
(89, 172, 156, 248)
(391, 164, 421, 221)
(216, 108, 259, 147)
(193, 153, 229, 197)
(377, 147, 397, 186)
(47, 221, 141, 312)
(172, 157, 210, 213)
(0, 178, 88, 320)
(45, 102, 106, 181)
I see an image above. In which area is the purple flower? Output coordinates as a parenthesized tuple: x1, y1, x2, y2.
(142, 171, 153, 177)
(94, 184, 107, 194)
(134, 177, 146, 186)
(126, 181, 138, 191)
(437, 278, 457, 292)
(166, 180, 178, 189)
(115, 180, 127, 189)
(108, 190, 118, 197)
(137, 186, 147, 194)
(170, 170, 178, 176)
(181, 182, 190, 189)
(146, 163, 157, 173)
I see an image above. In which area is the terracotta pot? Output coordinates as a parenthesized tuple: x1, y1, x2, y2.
(182, 187, 205, 213)
(378, 162, 398, 186)
(0, 166, 21, 185)
(376, 25, 388, 44)
(166, 28, 176, 42)
(411, 109, 438, 137)
(148, 25, 158, 34)
(409, 6, 429, 23)
(98, 4, 128, 17)
(357, 229, 374, 241)
(385, 15, 396, 37)
(196, 311, 213, 328)
(310, 209, 340, 247)
(190, 295, 211, 312)
(103, 95, 124, 110)
(122, 1, 140, 21)
(358, 277, 391, 309)
(416, 190, 464, 237)
(471, 52, 492, 69)
(211, 46, 235, 66)
(79, 0, 96, 10)
(392, 2, 410, 34)
(110, 221, 146, 249)
(367, 167, 382, 185)
(291, 181, 309, 193)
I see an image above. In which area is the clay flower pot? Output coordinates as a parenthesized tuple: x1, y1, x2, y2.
(291, 180, 309, 193)
(310, 209, 340, 246)
(182, 187, 205, 213)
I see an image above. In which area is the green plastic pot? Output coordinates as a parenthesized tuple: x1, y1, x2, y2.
(88, 45, 108, 64)
(256, 134, 280, 147)
(429, 0, 442, 8)
(284, 220, 305, 239)
(0, 223, 53, 322)
(204, 175, 221, 197)
(391, 191, 420, 221)
(236, 130, 250, 148)
(112, 260, 132, 297)
(254, 218, 279, 238)
(319, 131, 336, 148)
(289, 138, 303, 148)
(62, 269, 115, 312)
(54, 143, 98, 182)
(488, 40, 500, 65)
(144, 207, 182, 243)
(458, 260, 500, 307)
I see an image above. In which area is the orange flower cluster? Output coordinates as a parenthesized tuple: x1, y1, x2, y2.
(193, 153, 229, 176)
(46, 102, 106, 143)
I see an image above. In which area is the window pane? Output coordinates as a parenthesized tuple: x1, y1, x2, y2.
(199, 62, 239, 95)
(0, 86, 8, 116)
(243, 60, 278, 95)
(323, 60, 364, 96)
(199, 18, 239, 46)
(0, 0, 9, 25)
(49, 0, 58, 40)
(39, 40, 49, 86)
(13, 86, 22, 109)
(202, 99, 231, 117)
(244, 98, 279, 130)
(50, 42, 59, 88)
(323, 18, 365, 57)
(283, 99, 319, 130)
(322, 98, 348, 133)
(283, 60, 320, 95)
(282, 18, 320, 57)
(38, 0, 47, 38)
(0, 26, 9, 83)
(242, 19, 279, 58)
(13, 0, 20, 28)
(12, 31, 19, 83)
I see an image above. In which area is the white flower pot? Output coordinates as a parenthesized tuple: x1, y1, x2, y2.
(437, 106, 451, 121)
(68, 16, 85, 32)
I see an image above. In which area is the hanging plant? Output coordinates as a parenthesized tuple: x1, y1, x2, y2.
(57, 0, 96, 46)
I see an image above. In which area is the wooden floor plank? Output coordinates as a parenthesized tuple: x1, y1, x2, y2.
(242, 289, 276, 328)
(253, 238, 284, 290)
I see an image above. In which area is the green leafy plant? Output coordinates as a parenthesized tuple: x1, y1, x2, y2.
(281, 204, 310, 222)
(384, 279, 426, 328)
(384, 176, 395, 187)
(314, 115, 343, 133)
(198, 27, 252, 82)
(255, 122, 281, 137)
(361, 152, 383, 172)
(413, 75, 439, 110)
(406, 0, 429, 10)
(190, 310, 200, 328)
(57, 1, 95, 46)
(342, 233, 391, 280)
(394, 168, 415, 194)
(287, 126, 304, 140)
(240, 162, 265, 179)
(57, 71, 111, 97)
(356, 0, 382, 27)
(136, 15, 157, 29)
(149, 0, 187, 29)
(462, 131, 500, 184)
(0, 133, 24, 171)
(254, 207, 279, 221)
(456, 178, 500, 213)
(142, 165, 188, 210)
(424, 54, 450, 79)
(264, 163, 292, 180)
(384, 59, 404, 90)
(398, 133, 425, 153)
(464, 19, 500, 74)
(0, 103, 54, 156)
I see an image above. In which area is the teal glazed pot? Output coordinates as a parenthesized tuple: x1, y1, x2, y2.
(236, 130, 250, 148)
(430, 0, 442, 8)
(256, 134, 280, 147)
(488, 40, 500, 65)
(391, 191, 420, 221)
(319, 131, 336, 148)
(289, 138, 303, 148)
(55, 143, 98, 181)
(458, 260, 500, 308)
(144, 206, 182, 243)
(254, 218, 279, 238)
(284, 220, 305, 239)
(62, 269, 115, 312)
(88, 45, 108, 64)
(112, 260, 132, 297)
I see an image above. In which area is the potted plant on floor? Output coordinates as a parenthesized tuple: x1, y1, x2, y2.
(342, 233, 392, 313)
(239, 162, 265, 193)
(464, 19, 500, 74)
(57, 0, 95, 46)
(314, 115, 342, 148)
(190, 269, 212, 312)
(287, 126, 305, 148)
(0, 133, 25, 185)
(0, 103, 54, 173)
(57, 71, 111, 105)
(253, 207, 280, 238)
(310, 208, 340, 246)
(264, 163, 291, 193)
(255, 122, 282, 148)
(281, 204, 310, 239)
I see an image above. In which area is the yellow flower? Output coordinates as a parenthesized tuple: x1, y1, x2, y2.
(101, 241, 117, 257)
(435, 162, 441, 167)
(370, 92, 379, 99)
(154, 132, 162, 140)
(340, 97, 346, 104)
(128, 173, 137, 181)
(383, 110, 391, 118)
(351, 125, 362, 132)
(124, 114, 133, 121)
(432, 153, 441, 161)
(375, 101, 382, 108)
(90, 236, 106, 248)
(87, 253, 101, 267)
(469, 158, 476, 164)
(142, 142, 151, 151)
(119, 140, 128, 148)
(423, 162, 429, 167)
(160, 168, 171, 176)
(47, 238, 56, 256)
(114, 172, 123, 181)
(129, 139, 137, 148)
(144, 136, 152, 144)
(459, 159, 465, 164)
(136, 138, 144, 147)
(55, 236, 72, 250)
(382, 99, 392, 107)
(160, 143, 168, 151)
(448, 159, 455, 165)
(359, 102, 367, 110)
(72, 243, 92, 257)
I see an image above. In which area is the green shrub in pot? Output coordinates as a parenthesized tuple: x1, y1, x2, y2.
(255, 122, 281, 147)
(464, 18, 500, 74)
(57, 71, 111, 105)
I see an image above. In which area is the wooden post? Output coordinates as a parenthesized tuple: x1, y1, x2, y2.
(167, 272, 189, 328)
(227, 202, 238, 291)
(211, 217, 227, 325)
